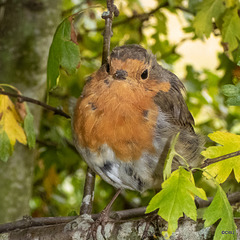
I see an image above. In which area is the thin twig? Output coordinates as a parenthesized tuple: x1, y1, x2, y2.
(101, 0, 119, 64)
(195, 192, 240, 209)
(87, 2, 168, 32)
(0, 216, 77, 234)
(79, 0, 119, 216)
(0, 89, 71, 119)
(110, 207, 146, 220)
(201, 150, 240, 168)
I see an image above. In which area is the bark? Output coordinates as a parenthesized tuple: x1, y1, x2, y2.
(0, 215, 239, 240)
(0, 0, 62, 223)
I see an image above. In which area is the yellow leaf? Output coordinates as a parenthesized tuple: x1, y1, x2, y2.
(0, 94, 27, 146)
(202, 131, 240, 183)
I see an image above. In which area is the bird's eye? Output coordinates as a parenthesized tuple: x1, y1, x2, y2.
(141, 69, 148, 79)
(106, 63, 110, 73)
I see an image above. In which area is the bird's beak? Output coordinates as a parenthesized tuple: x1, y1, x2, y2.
(113, 69, 128, 80)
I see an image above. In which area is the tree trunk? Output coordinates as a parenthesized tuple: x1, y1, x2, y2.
(0, 0, 62, 223)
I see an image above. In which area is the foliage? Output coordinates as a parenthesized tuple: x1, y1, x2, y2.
(0, 86, 35, 162)
(147, 131, 239, 238)
(0, 94, 26, 162)
(146, 167, 207, 238)
(203, 184, 237, 240)
(222, 83, 240, 106)
(1, 0, 240, 238)
(202, 131, 240, 183)
(47, 16, 81, 92)
(163, 132, 180, 180)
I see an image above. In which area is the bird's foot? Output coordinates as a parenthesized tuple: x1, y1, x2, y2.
(87, 208, 111, 240)
(87, 189, 122, 240)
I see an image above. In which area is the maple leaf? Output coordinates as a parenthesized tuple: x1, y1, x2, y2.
(146, 167, 207, 238)
(0, 94, 27, 161)
(203, 184, 237, 240)
(221, 83, 240, 106)
(201, 131, 240, 183)
(222, 7, 240, 52)
(193, 0, 225, 38)
(163, 132, 181, 181)
(0, 94, 27, 145)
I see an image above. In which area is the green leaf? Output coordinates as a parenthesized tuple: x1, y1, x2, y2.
(163, 132, 180, 181)
(226, 96, 240, 105)
(168, 0, 183, 7)
(146, 167, 207, 238)
(24, 105, 36, 149)
(221, 84, 239, 97)
(47, 16, 81, 91)
(202, 131, 240, 183)
(221, 84, 240, 105)
(224, 0, 237, 8)
(193, 0, 225, 38)
(232, 44, 240, 64)
(0, 130, 12, 162)
(222, 7, 240, 52)
(203, 184, 237, 240)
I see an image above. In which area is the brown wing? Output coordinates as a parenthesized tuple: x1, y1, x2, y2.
(153, 67, 195, 130)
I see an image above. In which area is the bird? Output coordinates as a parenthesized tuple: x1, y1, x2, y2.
(72, 44, 202, 194)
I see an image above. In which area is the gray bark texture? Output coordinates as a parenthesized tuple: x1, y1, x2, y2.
(0, 215, 239, 240)
(0, 0, 62, 223)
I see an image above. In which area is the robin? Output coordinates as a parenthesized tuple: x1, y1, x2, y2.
(73, 44, 201, 195)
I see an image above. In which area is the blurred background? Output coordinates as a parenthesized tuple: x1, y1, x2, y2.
(0, 0, 239, 223)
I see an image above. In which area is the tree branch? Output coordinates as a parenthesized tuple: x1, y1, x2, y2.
(79, 167, 96, 215)
(195, 192, 240, 209)
(85, 2, 196, 33)
(79, 0, 119, 217)
(0, 89, 71, 119)
(1, 214, 240, 239)
(201, 150, 240, 168)
(101, 0, 119, 64)
(1, 191, 239, 234)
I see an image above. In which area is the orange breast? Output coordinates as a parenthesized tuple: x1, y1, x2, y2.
(73, 71, 164, 162)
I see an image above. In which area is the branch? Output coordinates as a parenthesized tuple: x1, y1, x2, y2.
(1, 215, 240, 239)
(201, 150, 240, 168)
(113, 1, 169, 27)
(0, 216, 76, 234)
(101, 0, 119, 65)
(195, 192, 240, 209)
(79, 0, 119, 216)
(0, 207, 145, 234)
(86, 2, 194, 33)
(1, 191, 239, 234)
(0, 89, 71, 119)
(79, 167, 96, 215)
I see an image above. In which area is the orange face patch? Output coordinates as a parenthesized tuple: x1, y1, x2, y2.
(110, 58, 146, 80)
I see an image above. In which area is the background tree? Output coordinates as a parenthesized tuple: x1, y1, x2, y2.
(0, 0, 62, 223)
(0, 0, 240, 239)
